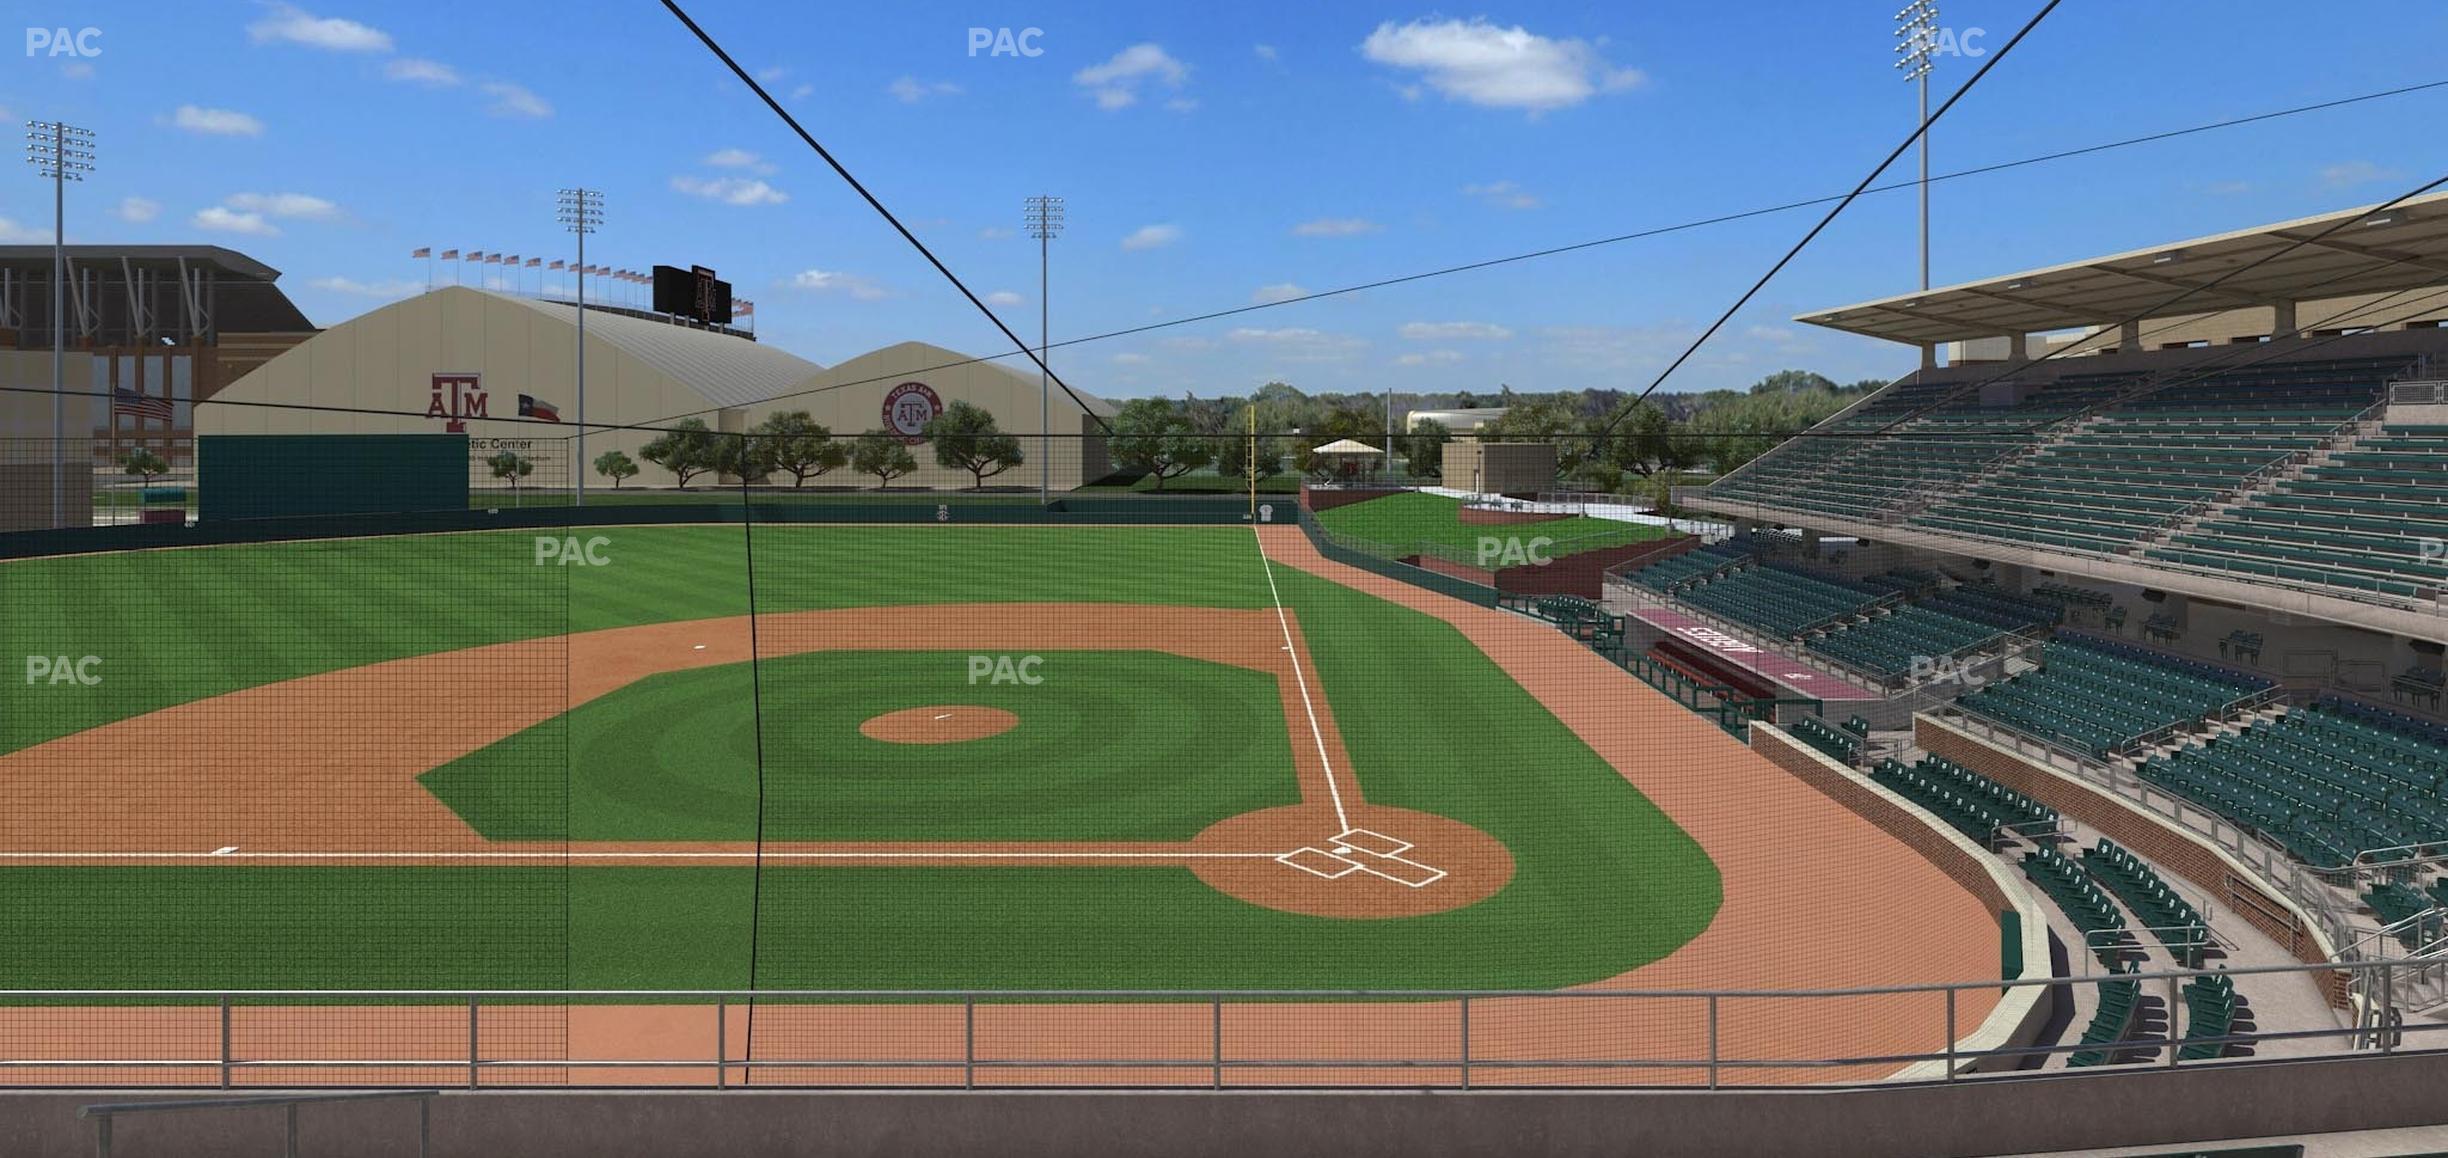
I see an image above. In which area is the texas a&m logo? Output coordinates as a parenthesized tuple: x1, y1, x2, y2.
(428, 373, 488, 433)
(881, 381, 943, 445)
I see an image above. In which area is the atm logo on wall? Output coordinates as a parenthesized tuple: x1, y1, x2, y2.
(882, 381, 943, 445)
(428, 373, 488, 433)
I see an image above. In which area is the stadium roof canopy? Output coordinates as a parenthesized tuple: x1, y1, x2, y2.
(1798, 190, 2448, 346)
(493, 290, 824, 409)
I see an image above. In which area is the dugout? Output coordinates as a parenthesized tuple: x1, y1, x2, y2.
(198, 433, 469, 521)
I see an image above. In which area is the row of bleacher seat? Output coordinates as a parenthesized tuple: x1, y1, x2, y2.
(1955, 636, 2273, 757)
(1869, 754, 2058, 845)
(1921, 584, 2061, 631)
(2134, 699, 2448, 867)
(2147, 425, 2448, 599)
(2022, 843, 2127, 967)
(2365, 881, 2443, 951)
(2082, 839, 2210, 967)
(1673, 562, 1888, 638)
(1789, 716, 1861, 765)
(1805, 604, 2003, 683)
(1625, 541, 1752, 593)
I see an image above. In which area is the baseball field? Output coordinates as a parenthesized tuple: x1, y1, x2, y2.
(0, 521, 1729, 992)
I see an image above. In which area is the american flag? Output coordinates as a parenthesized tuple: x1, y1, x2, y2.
(736, 299, 753, 317)
(411, 247, 431, 258)
(440, 249, 459, 260)
(526, 257, 541, 268)
(112, 388, 173, 422)
(548, 259, 565, 270)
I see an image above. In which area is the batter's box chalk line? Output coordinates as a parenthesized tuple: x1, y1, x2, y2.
(1274, 828, 1449, 889)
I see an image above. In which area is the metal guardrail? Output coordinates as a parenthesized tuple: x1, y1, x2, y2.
(80, 1089, 436, 1158)
(0, 954, 2427, 1089)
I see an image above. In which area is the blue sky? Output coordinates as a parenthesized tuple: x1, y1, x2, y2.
(7, 1, 2446, 399)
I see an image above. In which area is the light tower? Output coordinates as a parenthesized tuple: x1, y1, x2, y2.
(1895, 2, 1939, 292)
(1024, 195, 1064, 505)
(25, 120, 92, 529)
(557, 188, 603, 505)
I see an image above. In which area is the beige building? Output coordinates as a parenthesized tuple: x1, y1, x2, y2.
(736, 341, 1114, 490)
(202, 287, 1116, 491)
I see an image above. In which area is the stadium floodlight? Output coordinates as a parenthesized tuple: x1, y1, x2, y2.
(1893, 1, 1938, 293)
(1025, 195, 1064, 505)
(557, 188, 604, 506)
(25, 120, 93, 530)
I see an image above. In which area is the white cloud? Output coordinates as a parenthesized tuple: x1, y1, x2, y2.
(1120, 223, 1182, 251)
(887, 76, 964, 103)
(2203, 179, 2252, 196)
(1254, 44, 1278, 62)
(1539, 323, 1697, 371)
(310, 275, 422, 298)
(247, 4, 393, 52)
(979, 226, 1015, 240)
(791, 83, 814, 100)
(1744, 324, 1800, 345)
(2320, 160, 2399, 189)
(1400, 321, 1513, 341)
(1251, 282, 1307, 304)
(113, 196, 162, 224)
(789, 269, 889, 300)
(60, 60, 95, 80)
(384, 57, 460, 86)
(192, 206, 279, 237)
(0, 217, 47, 243)
(1291, 217, 1380, 237)
(1226, 326, 1367, 360)
(705, 148, 775, 174)
(225, 192, 341, 220)
(986, 290, 1025, 307)
(758, 65, 788, 82)
(1111, 352, 1151, 366)
(1361, 18, 1641, 112)
(671, 175, 788, 206)
(1074, 43, 1189, 110)
(172, 105, 265, 137)
(1396, 350, 1465, 367)
(1462, 180, 1541, 210)
(481, 81, 552, 119)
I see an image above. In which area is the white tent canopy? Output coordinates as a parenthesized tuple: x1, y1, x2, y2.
(1311, 438, 1381, 455)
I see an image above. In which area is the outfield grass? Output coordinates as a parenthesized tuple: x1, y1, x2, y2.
(1314, 491, 1671, 558)
(0, 525, 1269, 753)
(420, 650, 1301, 843)
(0, 524, 1721, 992)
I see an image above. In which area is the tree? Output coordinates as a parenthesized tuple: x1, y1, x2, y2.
(639, 418, 722, 488)
(1614, 404, 1675, 478)
(1749, 369, 1838, 395)
(850, 430, 919, 488)
(486, 450, 534, 500)
(1107, 397, 1213, 490)
(593, 449, 639, 488)
(115, 447, 168, 486)
(923, 400, 1024, 489)
(711, 433, 775, 484)
(752, 410, 846, 486)
(1403, 419, 1450, 479)
(1214, 427, 1283, 487)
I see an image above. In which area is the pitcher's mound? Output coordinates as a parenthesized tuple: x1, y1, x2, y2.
(860, 706, 1019, 744)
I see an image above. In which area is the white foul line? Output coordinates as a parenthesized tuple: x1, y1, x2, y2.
(1253, 526, 1351, 832)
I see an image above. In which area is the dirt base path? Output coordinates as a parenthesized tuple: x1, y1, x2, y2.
(0, 528, 2010, 1087)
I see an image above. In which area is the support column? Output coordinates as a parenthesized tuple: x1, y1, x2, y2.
(2272, 300, 2298, 341)
(1919, 342, 1938, 371)
(2118, 319, 2142, 354)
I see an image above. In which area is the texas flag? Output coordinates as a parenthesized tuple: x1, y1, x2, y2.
(518, 394, 562, 422)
